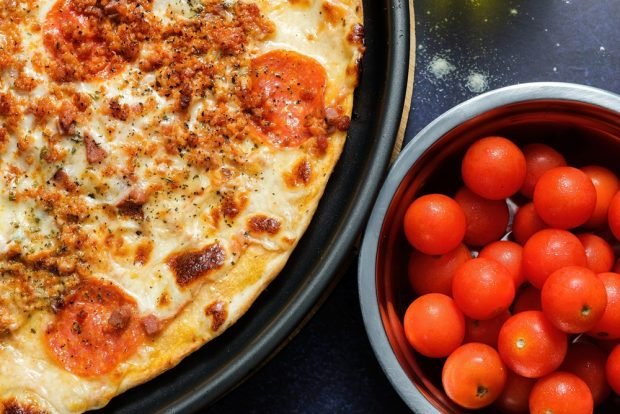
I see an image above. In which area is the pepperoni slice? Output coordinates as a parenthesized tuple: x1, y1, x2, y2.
(247, 50, 327, 147)
(45, 280, 144, 377)
(42, 0, 149, 81)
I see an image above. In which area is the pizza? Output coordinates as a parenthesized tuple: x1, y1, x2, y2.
(0, 0, 364, 412)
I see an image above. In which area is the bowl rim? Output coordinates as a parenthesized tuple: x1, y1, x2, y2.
(358, 82, 620, 413)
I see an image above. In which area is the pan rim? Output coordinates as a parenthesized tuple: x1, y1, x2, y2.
(100, 0, 412, 412)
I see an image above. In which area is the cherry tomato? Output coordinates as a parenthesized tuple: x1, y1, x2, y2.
(407, 244, 471, 296)
(512, 285, 542, 313)
(533, 166, 596, 229)
(403, 194, 466, 255)
(578, 233, 615, 274)
(495, 371, 536, 414)
(464, 311, 511, 348)
(614, 258, 620, 273)
(608, 191, 620, 241)
(529, 371, 594, 414)
(522, 228, 587, 289)
(442, 342, 507, 409)
(454, 187, 509, 246)
(588, 272, 620, 339)
(497, 310, 567, 378)
(461, 136, 526, 200)
(520, 143, 567, 199)
(403, 293, 465, 358)
(582, 165, 620, 228)
(452, 258, 515, 320)
(541, 266, 607, 333)
(561, 341, 611, 405)
(479, 240, 525, 288)
(606, 344, 620, 395)
(512, 202, 547, 245)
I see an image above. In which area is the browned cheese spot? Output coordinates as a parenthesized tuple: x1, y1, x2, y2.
(205, 300, 228, 332)
(134, 241, 153, 265)
(167, 243, 226, 286)
(248, 215, 281, 235)
(219, 192, 248, 221)
(284, 158, 312, 188)
(221, 194, 240, 218)
(210, 207, 221, 228)
(2, 399, 49, 414)
(321, 1, 345, 25)
(157, 291, 170, 307)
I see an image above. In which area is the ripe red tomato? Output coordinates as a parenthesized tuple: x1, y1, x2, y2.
(464, 311, 511, 348)
(452, 258, 515, 320)
(495, 370, 536, 414)
(608, 190, 620, 241)
(561, 341, 611, 405)
(479, 240, 525, 288)
(541, 266, 607, 333)
(454, 187, 509, 246)
(606, 344, 620, 395)
(529, 371, 594, 414)
(578, 233, 615, 274)
(512, 285, 542, 314)
(407, 244, 471, 296)
(403, 194, 466, 255)
(512, 202, 547, 245)
(582, 165, 620, 228)
(403, 293, 465, 358)
(533, 166, 596, 229)
(497, 311, 567, 378)
(442, 342, 507, 409)
(520, 143, 567, 199)
(588, 272, 620, 339)
(522, 229, 587, 289)
(461, 136, 526, 200)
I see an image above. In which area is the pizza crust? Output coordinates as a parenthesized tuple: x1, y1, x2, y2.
(0, 0, 363, 412)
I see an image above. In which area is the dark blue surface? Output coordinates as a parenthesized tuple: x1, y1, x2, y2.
(208, 1, 620, 413)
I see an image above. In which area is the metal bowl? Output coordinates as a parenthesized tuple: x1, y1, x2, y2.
(359, 82, 620, 413)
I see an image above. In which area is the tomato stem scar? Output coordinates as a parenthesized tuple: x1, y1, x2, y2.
(580, 304, 591, 317)
(516, 338, 526, 349)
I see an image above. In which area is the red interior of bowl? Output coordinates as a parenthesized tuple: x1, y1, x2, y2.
(376, 99, 620, 413)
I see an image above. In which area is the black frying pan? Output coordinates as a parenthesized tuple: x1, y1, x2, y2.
(98, 0, 410, 411)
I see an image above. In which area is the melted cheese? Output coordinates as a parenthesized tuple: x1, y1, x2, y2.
(0, 0, 362, 412)
(1, 0, 359, 322)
